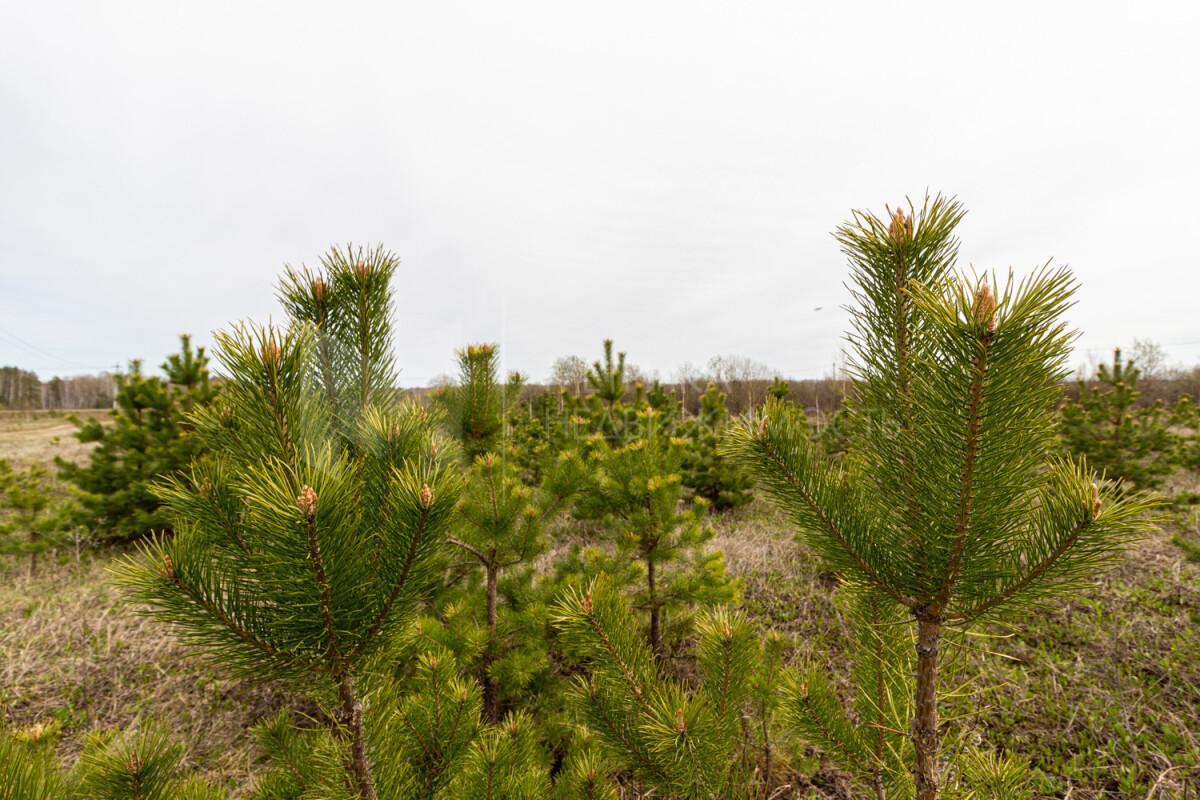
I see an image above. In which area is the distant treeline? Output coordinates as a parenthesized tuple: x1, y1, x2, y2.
(509, 370, 1200, 419)
(0, 366, 115, 410)
(7, 359, 1199, 415)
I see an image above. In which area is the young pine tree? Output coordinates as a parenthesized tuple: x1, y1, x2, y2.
(1060, 347, 1176, 489)
(115, 246, 459, 800)
(725, 196, 1155, 799)
(0, 460, 74, 577)
(436, 343, 524, 461)
(445, 449, 586, 722)
(587, 339, 627, 407)
(433, 341, 587, 722)
(576, 409, 736, 659)
(679, 383, 753, 511)
(552, 575, 778, 798)
(57, 335, 218, 541)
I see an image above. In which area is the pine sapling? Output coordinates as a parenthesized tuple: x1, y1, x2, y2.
(57, 335, 218, 541)
(448, 449, 585, 721)
(0, 461, 73, 577)
(587, 339, 627, 407)
(726, 196, 1156, 799)
(552, 575, 770, 799)
(436, 343, 524, 461)
(1060, 347, 1176, 488)
(576, 409, 736, 659)
(116, 247, 459, 799)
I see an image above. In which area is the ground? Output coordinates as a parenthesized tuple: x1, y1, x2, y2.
(2, 414, 1199, 797)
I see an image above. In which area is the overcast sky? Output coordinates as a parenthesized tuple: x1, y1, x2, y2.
(2, 2, 1198, 385)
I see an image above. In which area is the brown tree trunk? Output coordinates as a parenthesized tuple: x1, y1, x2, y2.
(646, 556, 661, 659)
(913, 617, 942, 800)
(483, 563, 500, 722)
(338, 672, 378, 800)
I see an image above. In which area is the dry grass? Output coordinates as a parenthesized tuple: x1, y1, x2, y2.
(0, 554, 285, 793)
(0, 409, 105, 469)
(0, 409, 285, 795)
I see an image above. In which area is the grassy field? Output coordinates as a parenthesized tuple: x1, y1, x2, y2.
(2, 415, 1199, 797)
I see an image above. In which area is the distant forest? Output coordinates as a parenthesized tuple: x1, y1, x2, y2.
(0, 366, 114, 410)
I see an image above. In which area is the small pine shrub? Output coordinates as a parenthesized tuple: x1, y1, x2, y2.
(57, 335, 218, 541)
(678, 382, 753, 511)
(115, 247, 460, 799)
(725, 196, 1155, 799)
(0, 460, 75, 576)
(1060, 348, 1176, 488)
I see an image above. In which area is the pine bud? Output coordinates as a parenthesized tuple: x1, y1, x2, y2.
(419, 483, 434, 508)
(582, 591, 592, 613)
(722, 622, 733, 639)
(758, 416, 769, 436)
(483, 453, 495, 467)
(1090, 481, 1102, 518)
(296, 485, 318, 517)
(973, 280, 997, 333)
(262, 339, 281, 365)
(311, 277, 326, 304)
(890, 208, 912, 244)
(354, 261, 370, 280)
(160, 554, 174, 579)
(127, 750, 142, 774)
(674, 707, 687, 733)
(26, 722, 46, 742)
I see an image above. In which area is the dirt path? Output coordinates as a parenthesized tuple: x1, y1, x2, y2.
(0, 413, 103, 468)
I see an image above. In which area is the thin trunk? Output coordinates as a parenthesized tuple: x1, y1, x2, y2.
(913, 618, 941, 800)
(338, 672, 378, 800)
(761, 712, 773, 790)
(647, 556, 661, 659)
(873, 614, 887, 800)
(483, 563, 500, 722)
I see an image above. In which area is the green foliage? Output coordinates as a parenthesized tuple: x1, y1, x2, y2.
(587, 339, 626, 406)
(725, 196, 1157, 799)
(1060, 348, 1176, 489)
(814, 405, 853, 458)
(552, 575, 772, 799)
(575, 410, 737, 657)
(678, 383, 753, 511)
(781, 591, 913, 796)
(0, 460, 75, 575)
(0, 732, 63, 800)
(114, 246, 460, 799)
(443, 449, 585, 721)
(57, 335, 218, 541)
(436, 344, 524, 461)
(0, 726, 226, 800)
(251, 649, 560, 800)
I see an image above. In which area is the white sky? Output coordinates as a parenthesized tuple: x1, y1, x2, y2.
(2, 1, 1198, 385)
